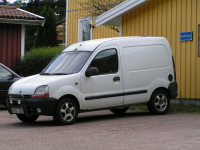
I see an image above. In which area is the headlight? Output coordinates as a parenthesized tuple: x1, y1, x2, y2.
(32, 85, 49, 98)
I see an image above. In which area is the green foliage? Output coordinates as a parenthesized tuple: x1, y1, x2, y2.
(0, 0, 8, 5)
(25, 26, 37, 51)
(18, 0, 66, 50)
(34, 6, 58, 47)
(17, 46, 63, 76)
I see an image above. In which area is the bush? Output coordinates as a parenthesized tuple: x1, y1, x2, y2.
(17, 46, 63, 76)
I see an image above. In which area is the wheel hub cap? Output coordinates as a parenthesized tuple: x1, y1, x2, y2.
(60, 102, 75, 122)
(154, 94, 167, 111)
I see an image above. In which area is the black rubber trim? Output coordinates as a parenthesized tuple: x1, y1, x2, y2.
(168, 82, 178, 99)
(85, 90, 148, 100)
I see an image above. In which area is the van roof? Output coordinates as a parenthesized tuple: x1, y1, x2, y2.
(63, 37, 167, 52)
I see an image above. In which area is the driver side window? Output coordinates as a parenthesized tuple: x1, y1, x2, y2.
(89, 49, 118, 75)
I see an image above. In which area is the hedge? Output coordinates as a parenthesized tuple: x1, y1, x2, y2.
(17, 46, 63, 76)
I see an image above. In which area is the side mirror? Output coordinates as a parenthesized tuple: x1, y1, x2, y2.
(7, 74, 15, 80)
(85, 67, 99, 77)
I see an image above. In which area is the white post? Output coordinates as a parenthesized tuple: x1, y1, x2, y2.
(21, 24, 25, 57)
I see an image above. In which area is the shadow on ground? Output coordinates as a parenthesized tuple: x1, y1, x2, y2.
(0, 105, 7, 110)
(5, 111, 150, 128)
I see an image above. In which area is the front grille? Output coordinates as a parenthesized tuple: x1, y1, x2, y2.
(8, 99, 25, 107)
(8, 94, 41, 116)
(8, 94, 25, 107)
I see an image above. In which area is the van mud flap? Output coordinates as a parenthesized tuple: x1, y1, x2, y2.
(168, 82, 178, 99)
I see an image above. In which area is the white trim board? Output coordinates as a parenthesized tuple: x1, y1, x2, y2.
(95, 0, 149, 27)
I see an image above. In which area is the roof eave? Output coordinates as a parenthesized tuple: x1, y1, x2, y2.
(0, 18, 45, 26)
(17, 8, 45, 20)
(95, 0, 150, 27)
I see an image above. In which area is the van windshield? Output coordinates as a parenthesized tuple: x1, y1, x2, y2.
(40, 51, 92, 75)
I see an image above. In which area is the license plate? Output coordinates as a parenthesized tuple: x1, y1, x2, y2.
(11, 108, 24, 114)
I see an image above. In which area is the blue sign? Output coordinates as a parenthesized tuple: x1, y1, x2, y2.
(180, 32, 193, 41)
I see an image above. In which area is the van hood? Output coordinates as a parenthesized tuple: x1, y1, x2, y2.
(9, 74, 72, 95)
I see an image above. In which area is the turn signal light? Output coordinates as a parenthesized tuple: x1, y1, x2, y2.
(31, 93, 49, 98)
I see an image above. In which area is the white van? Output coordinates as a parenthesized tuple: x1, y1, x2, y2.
(7, 37, 178, 125)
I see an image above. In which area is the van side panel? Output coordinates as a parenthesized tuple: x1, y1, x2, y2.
(123, 45, 170, 71)
(121, 45, 171, 104)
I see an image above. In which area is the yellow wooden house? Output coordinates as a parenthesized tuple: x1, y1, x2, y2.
(66, 0, 120, 46)
(96, 0, 200, 101)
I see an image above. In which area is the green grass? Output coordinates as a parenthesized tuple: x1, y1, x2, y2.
(129, 105, 148, 111)
(129, 105, 200, 113)
(169, 105, 200, 113)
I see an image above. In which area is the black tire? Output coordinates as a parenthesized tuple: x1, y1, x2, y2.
(110, 107, 129, 115)
(147, 90, 170, 115)
(17, 114, 39, 122)
(53, 97, 78, 125)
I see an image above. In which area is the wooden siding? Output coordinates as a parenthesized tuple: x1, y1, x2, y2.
(122, 0, 200, 99)
(67, 0, 119, 45)
(0, 23, 21, 71)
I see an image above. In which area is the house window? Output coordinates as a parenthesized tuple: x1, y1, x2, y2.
(78, 17, 92, 42)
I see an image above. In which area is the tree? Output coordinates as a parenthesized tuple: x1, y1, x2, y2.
(15, 0, 66, 50)
(0, 0, 65, 49)
(34, 6, 58, 47)
(76, 0, 125, 32)
(0, 0, 8, 4)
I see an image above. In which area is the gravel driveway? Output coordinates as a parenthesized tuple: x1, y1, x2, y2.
(0, 106, 200, 150)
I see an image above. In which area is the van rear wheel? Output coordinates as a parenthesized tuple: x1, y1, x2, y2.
(110, 107, 129, 115)
(147, 90, 170, 115)
(53, 97, 78, 125)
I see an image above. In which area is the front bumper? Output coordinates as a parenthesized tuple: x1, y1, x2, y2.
(7, 94, 57, 116)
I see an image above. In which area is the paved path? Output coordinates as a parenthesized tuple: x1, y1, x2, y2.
(0, 107, 200, 150)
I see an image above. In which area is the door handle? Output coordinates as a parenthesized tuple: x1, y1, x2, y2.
(113, 76, 120, 81)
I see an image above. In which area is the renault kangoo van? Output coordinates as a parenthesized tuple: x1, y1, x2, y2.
(7, 37, 178, 125)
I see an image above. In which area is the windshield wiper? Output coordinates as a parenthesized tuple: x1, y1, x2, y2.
(51, 73, 68, 75)
(40, 73, 51, 75)
(40, 73, 69, 75)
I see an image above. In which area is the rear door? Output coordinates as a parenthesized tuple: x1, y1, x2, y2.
(121, 45, 171, 104)
(80, 45, 124, 109)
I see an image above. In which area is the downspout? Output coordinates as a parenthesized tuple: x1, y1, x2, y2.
(119, 16, 122, 37)
(65, 0, 69, 46)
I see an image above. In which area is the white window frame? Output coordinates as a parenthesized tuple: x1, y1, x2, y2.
(78, 17, 92, 42)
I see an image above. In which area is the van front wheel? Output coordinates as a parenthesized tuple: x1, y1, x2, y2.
(53, 97, 78, 125)
(147, 90, 170, 115)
